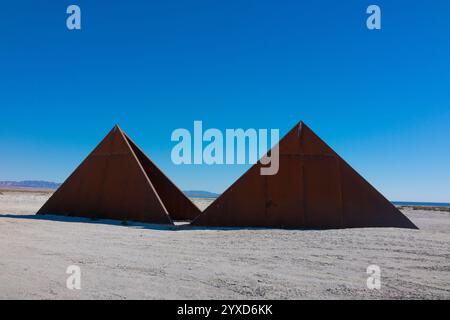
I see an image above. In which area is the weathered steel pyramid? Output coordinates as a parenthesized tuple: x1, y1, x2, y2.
(37, 125, 201, 223)
(192, 122, 417, 229)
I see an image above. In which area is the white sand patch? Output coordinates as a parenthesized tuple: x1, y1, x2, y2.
(0, 190, 449, 299)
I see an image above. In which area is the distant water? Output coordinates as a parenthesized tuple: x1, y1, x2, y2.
(392, 201, 450, 208)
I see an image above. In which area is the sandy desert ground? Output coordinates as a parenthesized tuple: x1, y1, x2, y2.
(0, 189, 449, 300)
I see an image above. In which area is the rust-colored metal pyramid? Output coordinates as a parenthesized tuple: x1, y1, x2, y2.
(192, 122, 417, 229)
(37, 125, 201, 223)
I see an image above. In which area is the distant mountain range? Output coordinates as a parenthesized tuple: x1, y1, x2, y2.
(1, 181, 448, 205)
(0, 180, 62, 190)
(183, 190, 220, 198)
(0, 181, 219, 198)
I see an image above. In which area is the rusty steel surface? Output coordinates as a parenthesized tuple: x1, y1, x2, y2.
(37, 125, 200, 224)
(191, 122, 418, 229)
(124, 132, 201, 221)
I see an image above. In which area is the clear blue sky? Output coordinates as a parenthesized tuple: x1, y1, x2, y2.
(1, 1, 449, 202)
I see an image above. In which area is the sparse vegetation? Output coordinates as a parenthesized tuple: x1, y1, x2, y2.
(398, 205, 450, 212)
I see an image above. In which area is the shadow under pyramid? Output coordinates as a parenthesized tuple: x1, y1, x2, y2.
(191, 121, 418, 230)
(37, 125, 201, 224)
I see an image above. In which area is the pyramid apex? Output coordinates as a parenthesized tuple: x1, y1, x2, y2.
(292, 120, 307, 137)
(297, 120, 308, 128)
(113, 124, 123, 132)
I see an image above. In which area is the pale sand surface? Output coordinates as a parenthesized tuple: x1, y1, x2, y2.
(0, 190, 449, 299)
